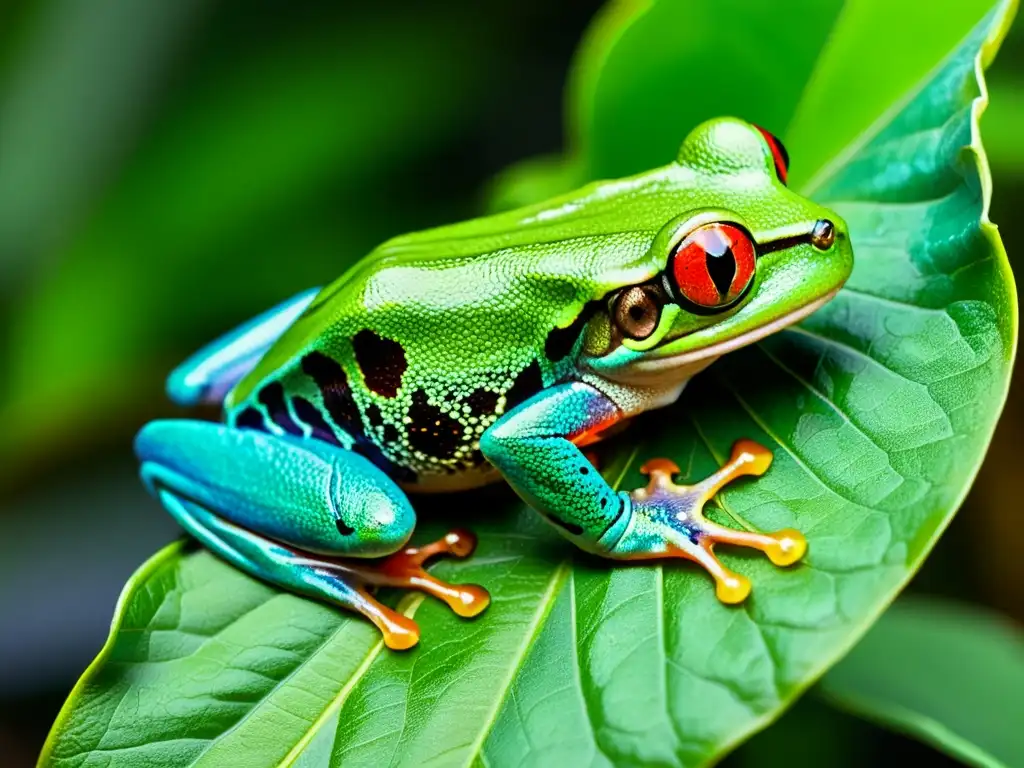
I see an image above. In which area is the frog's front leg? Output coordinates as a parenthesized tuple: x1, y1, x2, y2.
(480, 383, 806, 602)
(136, 421, 489, 649)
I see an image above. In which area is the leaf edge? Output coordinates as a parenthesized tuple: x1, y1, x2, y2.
(817, 596, 1024, 768)
(37, 539, 189, 768)
(698, 2, 1021, 762)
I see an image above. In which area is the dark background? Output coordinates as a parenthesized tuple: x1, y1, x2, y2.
(0, 1, 1020, 765)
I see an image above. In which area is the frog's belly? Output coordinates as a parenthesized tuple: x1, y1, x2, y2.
(401, 462, 505, 494)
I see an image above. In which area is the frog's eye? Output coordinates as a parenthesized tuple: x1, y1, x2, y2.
(668, 222, 756, 313)
(753, 125, 789, 184)
(613, 284, 663, 341)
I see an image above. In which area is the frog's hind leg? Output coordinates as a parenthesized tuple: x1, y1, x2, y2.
(158, 493, 485, 649)
(166, 286, 321, 406)
(136, 420, 488, 649)
(344, 531, 490, 619)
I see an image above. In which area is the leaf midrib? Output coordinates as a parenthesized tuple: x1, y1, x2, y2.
(465, 443, 645, 766)
(460, 560, 572, 767)
(276, 623, 395, 767)
(185, 595, 413, 768)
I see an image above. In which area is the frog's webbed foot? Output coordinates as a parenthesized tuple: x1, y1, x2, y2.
(138, 420, 491, 651)
(313, 530, 490, 649)
(613, 439, 806, 603)
(164, 490, 489, 650)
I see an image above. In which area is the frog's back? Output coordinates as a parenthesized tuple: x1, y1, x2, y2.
(223, 163, 698, 486)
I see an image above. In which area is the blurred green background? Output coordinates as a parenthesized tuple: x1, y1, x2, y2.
(0, 1, 1020, 765)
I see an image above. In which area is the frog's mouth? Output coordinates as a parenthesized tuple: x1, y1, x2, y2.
(604, 288, 840, 387)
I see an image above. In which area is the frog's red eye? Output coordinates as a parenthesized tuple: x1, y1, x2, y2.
(753, 125, 789, 185)
(668, 223, 756, 313)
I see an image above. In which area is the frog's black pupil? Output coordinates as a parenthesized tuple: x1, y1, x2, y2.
(629, 305, 646, 320)
(699, 228, 737, 297)
(706, 247, 736, 297)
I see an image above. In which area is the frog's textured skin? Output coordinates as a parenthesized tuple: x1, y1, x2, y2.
(136, 118, 854, 649)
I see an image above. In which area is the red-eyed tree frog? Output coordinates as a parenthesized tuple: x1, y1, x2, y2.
(136, 118, 853, 649)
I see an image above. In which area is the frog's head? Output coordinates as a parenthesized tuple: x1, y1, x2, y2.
(583, 117, 854, 387)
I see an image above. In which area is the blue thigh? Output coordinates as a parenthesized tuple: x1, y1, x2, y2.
(136, 419, 414, 558)
(166, 286, 320, 406)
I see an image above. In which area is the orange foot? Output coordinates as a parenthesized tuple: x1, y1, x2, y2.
(622, 439, 806, 603)
(313, 529, 489, 650)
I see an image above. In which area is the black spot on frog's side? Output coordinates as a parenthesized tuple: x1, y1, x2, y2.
(257, 382, 302, 436)
(290, 395, 342, 447)
(365, 404, 384, 427)
(300, 351, 416, 484)
(234, 406, 268, 432)
(465, 387, 500, 418)
(407, 389, 463, 459)
(465, 447, 487, 468)
(301, 351, 366, 440)
(504, 359, 544, 412)
(545, 303, 598, 363)
(353, 329, 407, 398)
(365, 402, 400, 447)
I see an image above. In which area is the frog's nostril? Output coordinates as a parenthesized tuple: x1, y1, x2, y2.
(810, 219, 836, 250)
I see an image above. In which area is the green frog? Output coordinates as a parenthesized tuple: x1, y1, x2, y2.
(136, 118, 853, 649)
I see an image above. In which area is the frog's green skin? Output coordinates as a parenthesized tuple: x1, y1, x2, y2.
(137, 118, 854, 649)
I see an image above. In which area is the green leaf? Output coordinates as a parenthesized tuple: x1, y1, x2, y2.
(42, 1, 1018, 766)
(820, 597, 1024, 768)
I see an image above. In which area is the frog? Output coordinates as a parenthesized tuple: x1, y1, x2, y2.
(136, 117, 854, 650)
